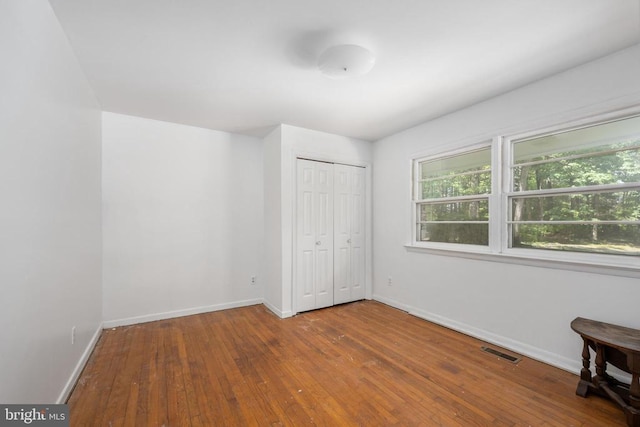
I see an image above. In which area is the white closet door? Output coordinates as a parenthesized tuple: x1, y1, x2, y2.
(334, 164, 366, 304)
(296, 159, 334, 312)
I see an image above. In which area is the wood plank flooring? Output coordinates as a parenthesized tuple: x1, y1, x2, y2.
(68, 301, 626, 426)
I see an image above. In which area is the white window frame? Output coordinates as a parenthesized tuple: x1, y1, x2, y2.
(411, 141, 495, 254)
(502, 112, 640, 269)
(408, 108, 640, 277)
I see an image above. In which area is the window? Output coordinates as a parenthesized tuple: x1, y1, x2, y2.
(508, 115, 640, 256)
(414, 145, 491, 246)
(411, 110, 640, 266)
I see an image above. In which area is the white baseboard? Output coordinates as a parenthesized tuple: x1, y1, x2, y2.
(410, 307, 580, 374)
(57, 322, 103, 404)
(262, 299, 293, 318)
(103, 298, 263, 328)
(372, 294, 581, 375)
(372, 294, 412, 313)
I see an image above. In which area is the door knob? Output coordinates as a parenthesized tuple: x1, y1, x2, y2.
(316, 241, 321, 245)
(347, 239, 351, 244)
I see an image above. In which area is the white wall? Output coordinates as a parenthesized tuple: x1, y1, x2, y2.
(0, 0, 102, 403)
(373, 43, 640, 373)
(262, 124, 373, 317)
(263, 126, 283, 315)
(102, 113, 263, 325)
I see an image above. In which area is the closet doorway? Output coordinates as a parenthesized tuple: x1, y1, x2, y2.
(295, 158, 366, 312)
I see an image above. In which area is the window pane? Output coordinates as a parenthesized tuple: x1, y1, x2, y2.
(419, 147, 491, 199)
(511, 190, 640, 222)
(510, 114, 640, 256)
(418, 223, 488, 245)
(513, 149, 640, 191)
(415, 146, 491, 246)
(420, 200, 489, 221)
(420, 147, 491, 179)
(511, 224, 640, 256)
(513, 115, 640, 164)
(421, 170, 491, 199)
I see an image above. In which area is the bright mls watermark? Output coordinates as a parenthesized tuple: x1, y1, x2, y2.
(0, 405, 68, 426)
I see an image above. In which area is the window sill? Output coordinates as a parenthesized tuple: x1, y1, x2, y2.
(404, 244, 640, 279)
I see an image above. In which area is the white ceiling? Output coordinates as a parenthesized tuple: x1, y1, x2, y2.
(49, 0, 640, 141)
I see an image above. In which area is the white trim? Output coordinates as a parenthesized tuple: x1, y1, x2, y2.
(409, 156, 417, 244)
(59, 300, 284, 403)
(503, 109, 640, 262)
(489, 136, 503, 253)
(515, 144, 639, 168)
(372, 295, 632, 383)
(371, 294, 412, 313)
(291, 149, 370, 169)
(508, 220, 639, 226)
(418, 194, 489, 203)
(372, 295, 579, 375)
(263, 299, 293, 319)
(418, 220, 488, 225)
(364, 164, 374, 301)
(508, 182, 639, 198)
(410, 307, 580, 374)
(416, 145, 491, 163)
(57, 322, 103, 404)
(290, 150, 373, 316)
(408, 241, 493, 254)
(102, 299, 263, 328)
(408, 94, 640, 159)
(404, 244, 640, 278)
(507, 106, 640, 144)
(502, 136, 513, 252)
(411, 141, 492, 247)
(410, 140, 493, 164)
(409, 105, 640, 269)
(418, 167, 491, 183)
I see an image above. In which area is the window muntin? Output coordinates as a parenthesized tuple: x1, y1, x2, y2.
(509, 115, 640, 256)
(415, 146, 491, 246)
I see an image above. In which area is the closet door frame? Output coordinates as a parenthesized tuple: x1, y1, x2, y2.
(291, 153, 372, 316)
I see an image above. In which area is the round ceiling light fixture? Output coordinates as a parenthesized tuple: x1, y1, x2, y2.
(317, 44, 376, 78)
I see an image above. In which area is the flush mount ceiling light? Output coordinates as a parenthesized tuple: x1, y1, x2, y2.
(317, 44, 376, 78)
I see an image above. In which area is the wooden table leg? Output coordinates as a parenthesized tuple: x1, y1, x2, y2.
(576, 338, 592, 397)
(631, 373, 640, 409)
(594, 343, 607, 386)
(623, 356, 639, 426)
(629, 354, 640, 415)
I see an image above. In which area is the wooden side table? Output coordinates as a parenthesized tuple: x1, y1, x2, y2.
(571, 317, 640, 427)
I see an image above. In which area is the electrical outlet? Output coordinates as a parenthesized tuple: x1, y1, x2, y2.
(71, 326, 76, 345)
(251, 276, 257, 285)
(388, 276, 393, 286)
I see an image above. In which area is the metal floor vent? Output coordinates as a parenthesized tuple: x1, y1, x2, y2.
(481, 346, 521, 364)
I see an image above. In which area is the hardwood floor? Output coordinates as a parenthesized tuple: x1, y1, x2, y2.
(68, 301, 625, 426)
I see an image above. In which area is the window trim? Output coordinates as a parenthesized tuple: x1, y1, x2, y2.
(503, 112, 640, 262)
(408, 108, 640, 277)
(412, 141, 493, 250)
